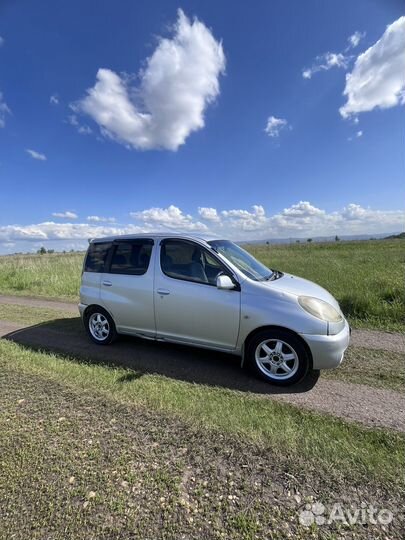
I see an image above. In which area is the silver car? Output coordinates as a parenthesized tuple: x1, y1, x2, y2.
(79, 234, 350, 386)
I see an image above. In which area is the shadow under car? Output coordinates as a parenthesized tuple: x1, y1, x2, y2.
(4, 317, 319, 394)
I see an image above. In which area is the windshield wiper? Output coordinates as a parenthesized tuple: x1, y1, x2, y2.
(258, 271, 274, 281)
(264, 270, 283, 281)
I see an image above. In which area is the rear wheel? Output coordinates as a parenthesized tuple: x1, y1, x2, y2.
(85, 307, 117, 345)
(246, 329, 309, 386)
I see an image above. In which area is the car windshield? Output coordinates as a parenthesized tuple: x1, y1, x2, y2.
(208, 240, 273, 281)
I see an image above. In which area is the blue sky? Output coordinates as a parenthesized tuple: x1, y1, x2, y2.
(0, 0, 404, 253)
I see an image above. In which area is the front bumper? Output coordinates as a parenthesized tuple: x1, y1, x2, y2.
(300, 319, 350, 370)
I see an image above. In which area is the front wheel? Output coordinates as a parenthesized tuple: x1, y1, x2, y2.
(85, 307, 117, 345)
(246, 329, 310, 386)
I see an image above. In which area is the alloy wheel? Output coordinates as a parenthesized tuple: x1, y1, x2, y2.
(88, 312, 110, 341)
(254, 339, 299, 380)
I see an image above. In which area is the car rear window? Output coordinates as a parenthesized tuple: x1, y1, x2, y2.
(109, 240, 153, 275)
(84, 242, 112, 273)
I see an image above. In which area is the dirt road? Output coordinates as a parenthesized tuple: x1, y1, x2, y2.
(1, 294, 403, 352)
(0, 294, 404, 432)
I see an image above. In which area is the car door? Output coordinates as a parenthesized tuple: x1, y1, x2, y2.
(154, 238, 241, 350)
(100, 238, 156, 337)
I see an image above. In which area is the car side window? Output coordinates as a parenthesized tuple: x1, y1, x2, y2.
(202, 251, 225, 284)
(109, 240, 153, 275)
(84, 242, 112, 272)
(161, 240, 227, 285)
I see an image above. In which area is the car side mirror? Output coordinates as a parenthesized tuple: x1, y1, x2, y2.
(216, 275, 235, 290)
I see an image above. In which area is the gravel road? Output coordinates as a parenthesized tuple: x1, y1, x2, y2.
(0, 294, 404, 432)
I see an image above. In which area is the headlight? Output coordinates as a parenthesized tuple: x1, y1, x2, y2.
(298, 296, 342, 322)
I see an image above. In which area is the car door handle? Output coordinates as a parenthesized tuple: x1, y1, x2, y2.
(157, 288, 170, 295)
(102, 280, 112, 287)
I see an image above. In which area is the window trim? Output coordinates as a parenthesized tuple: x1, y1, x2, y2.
(159, 238, 240, 289)
(105, 238, 154, 276)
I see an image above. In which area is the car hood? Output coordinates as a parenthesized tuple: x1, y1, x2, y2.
(259, 273, 341, 310)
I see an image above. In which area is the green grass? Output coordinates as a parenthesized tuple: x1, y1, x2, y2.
(2, 349, 402, 540)
(1, 340, 403, 487)
(1, 335, 404, 538)
(322, 346, 405, 393)
(0, 251, 83, 299)
(0, 239, 404, 331)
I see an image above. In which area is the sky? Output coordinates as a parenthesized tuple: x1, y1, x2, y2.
(0, 0, 404, 253)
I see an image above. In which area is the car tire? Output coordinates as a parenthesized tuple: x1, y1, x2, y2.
(84, 306, 117, 345)
(246, 329, 310, 386)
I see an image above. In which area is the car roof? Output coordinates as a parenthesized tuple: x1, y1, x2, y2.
(89, 232, 220, 244)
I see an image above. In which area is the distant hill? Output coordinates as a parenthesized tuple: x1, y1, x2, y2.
(240, 232, 404, 245)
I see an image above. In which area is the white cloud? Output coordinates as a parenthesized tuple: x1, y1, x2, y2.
(75, 9, 225, 151)
(52, 211, 78, 219)
(264, 116, 289, 137)
(198, 207, 220, 222)
(130, 205, 208, 231)
(269, 203, 405, 237)
(281, 201, 325, 217)
(1, 202, 404, 251)
(0, 92, 11, 128)
(67, 114, 79, 126)
(347, 130, 363, 141)
(78, 125, 92, 135)
(340, 16, 405, 118)
(336, 204, 405, 231)
(302, 29, 365, 80)
(217, 201, 404, 238)
(341, 203, 367, 220)
(86, 215, 116, 223)
(26, 149, 47, 161)
(326, 53, 348, 68)
(50, 94, 59, 105)
(268, 202, 329, 234)
(66, 114, 92, 135)
(347, 31, 365, 49)
(302, 52, 349, 79)
(221, 205, 267, 231)
(0, 222, 144, 244)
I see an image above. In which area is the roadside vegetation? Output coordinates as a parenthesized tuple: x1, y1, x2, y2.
(0, 239, 403, 331)
(322, 346, 405, 393)
(0, 251, 82, 299)
(0, 339, 403, 539)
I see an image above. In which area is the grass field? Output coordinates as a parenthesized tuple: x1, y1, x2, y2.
(0, 251, 82, 299)
(0, 239, 403, 331)
(0, 339, 404, 539)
